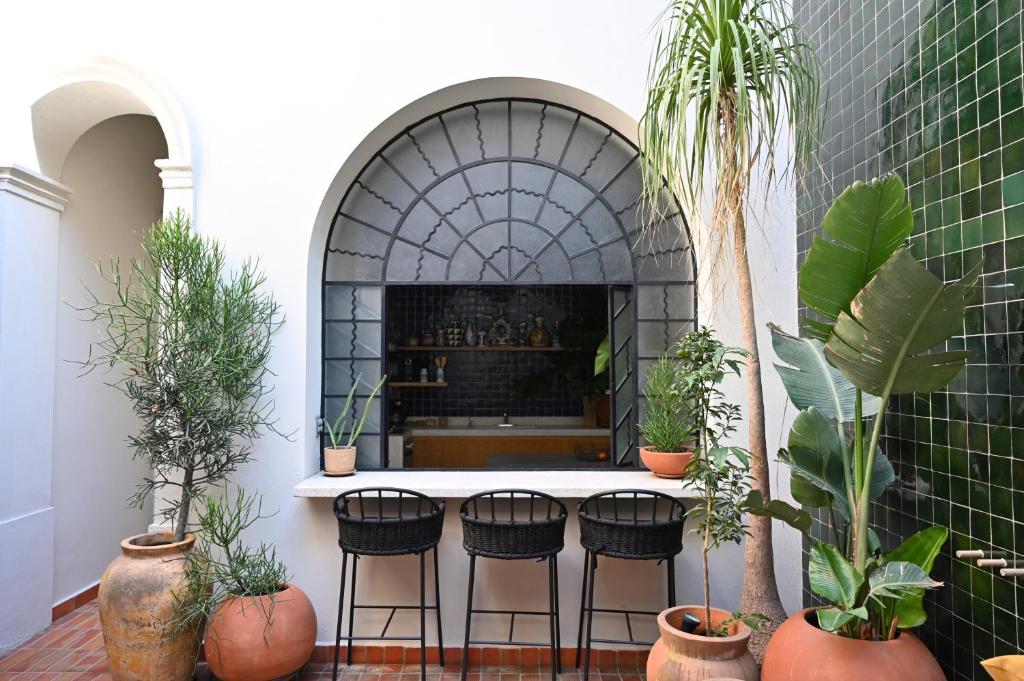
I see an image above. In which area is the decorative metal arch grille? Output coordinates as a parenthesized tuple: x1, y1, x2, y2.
(322, 98, 696, 469)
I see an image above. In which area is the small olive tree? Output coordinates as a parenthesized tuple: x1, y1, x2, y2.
(79, 210, 283, 542)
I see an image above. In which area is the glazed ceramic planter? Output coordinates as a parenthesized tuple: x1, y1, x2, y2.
(647, 605, 758, 681)
(204, 583, 317, 681)
(324, 445, 356, 476)
(98, 532, 200, 681)
(639, 446, 694, 479)
(761, 608, 945, 681)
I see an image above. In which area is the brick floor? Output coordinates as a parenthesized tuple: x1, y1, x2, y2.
(0, 603, 647, 680)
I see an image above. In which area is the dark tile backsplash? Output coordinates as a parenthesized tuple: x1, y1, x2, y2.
(385, 285, 607, 418)
(795, 0, 1024, 677)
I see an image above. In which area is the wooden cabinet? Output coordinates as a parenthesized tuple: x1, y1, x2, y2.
(408, 435, 609, 468)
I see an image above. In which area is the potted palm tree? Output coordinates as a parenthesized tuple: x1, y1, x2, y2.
(79, 211, 283, 680)
(749, 176, 976, 680)
(647, 328, 765, 681)
(175, 489, 316, 681)
(638, 355, 695, 478)
(322, 373, 386, 475)
(641, 0, 822, 651)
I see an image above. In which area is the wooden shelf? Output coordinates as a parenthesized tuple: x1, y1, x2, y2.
(388, 381, 448, 388)
(394, 346, 565, 353)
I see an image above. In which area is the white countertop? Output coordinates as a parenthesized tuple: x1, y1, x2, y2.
(407, 426, 608, 437)
(293, 469, 697, 499)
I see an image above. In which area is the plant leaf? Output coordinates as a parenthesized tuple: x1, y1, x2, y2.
(799, 175, 914, 338)
(817, 606, 869, 632)
(808, 542, 863, 609)
(884, 527, 948, 628)
(825, 249, 979, 396)
(745, 490, 812, 533)
(785, 407, 851, 519)
(594, 335, 609, 376)
(866, 443, 896, 500)
(867, 561, 943, 602)
(769, 323, 881, 420)
(789, 470, 833, 508)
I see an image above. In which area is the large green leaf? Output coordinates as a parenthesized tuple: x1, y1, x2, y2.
(817, 606, 869, 632)
(770, 324, 881, 420)
(745, 490, 812, 534)
(884, 526, 948, 628)
(866, 561, 942, 602)
(789, 470, 833, 509)
(799, 175, 914, 339)
(809, 542, 863, 609)
(865, 440, 896, 501)
(825, 249, 978, 396)
(785, 407, 851, 518)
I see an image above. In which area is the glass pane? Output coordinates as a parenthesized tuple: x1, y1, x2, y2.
(324, 359, 383, 397)
(325, 322, 381, 359)
(324, 285, 382, 320)
(324, 397, 382, 438)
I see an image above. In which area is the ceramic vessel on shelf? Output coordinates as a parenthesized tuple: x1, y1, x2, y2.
(465, 320, 478, 347)
(421, 329, 435, 346)
(529, 314, 551, 347)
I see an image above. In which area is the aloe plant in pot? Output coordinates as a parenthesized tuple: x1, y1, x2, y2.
(748, 176, 978, 681)
(647, 328, 766, 681)
(322, 372, 385, 475)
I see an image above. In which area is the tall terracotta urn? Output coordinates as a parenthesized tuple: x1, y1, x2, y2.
(98, 532, 200, 681)
(204, 583, 317, 681)
(647, 605, 758, 681)
(761, 608, 945, 681)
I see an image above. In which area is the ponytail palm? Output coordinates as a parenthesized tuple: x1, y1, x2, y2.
(641, 0, 821, 654)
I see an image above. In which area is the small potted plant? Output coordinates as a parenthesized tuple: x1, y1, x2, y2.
(638, 355, 695, 478)
(323, 373, 386, 475)
(647, 328, 764, 681)
(175, 488, 317, 681)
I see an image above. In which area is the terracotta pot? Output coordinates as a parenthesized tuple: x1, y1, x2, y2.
(647, 606, 758, 681)
(639, 446, 693, 479)
(761, 608, 945, 681)
(594, 394, 611, 428)
(204, 583, 317, 681)
(324, 445, 356, 475)
(98, 532, 200, 681)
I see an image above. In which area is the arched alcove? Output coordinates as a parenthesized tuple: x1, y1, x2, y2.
(310, 80, 696, 472)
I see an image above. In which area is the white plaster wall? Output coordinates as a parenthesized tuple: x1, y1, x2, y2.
(52, 114, 165, 604)
(0, 0, 801, 647)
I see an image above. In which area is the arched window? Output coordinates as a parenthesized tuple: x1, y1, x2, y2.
(322, 98, 695, 469)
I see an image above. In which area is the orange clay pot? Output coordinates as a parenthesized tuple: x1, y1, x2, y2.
(646, 605, 758, 681)
(204, 583, 317, 681)
(639, 446, 693, 479)
(761, 608, 945, 681)
(98, 532, 200, 681)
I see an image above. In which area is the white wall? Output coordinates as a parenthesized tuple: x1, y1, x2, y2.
(52, 114, 164, 603)
(0, 0, 801, 648)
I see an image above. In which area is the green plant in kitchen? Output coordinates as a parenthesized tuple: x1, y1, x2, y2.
(750, 175, 978, 643)
(676, 328, 765, 634)
(175, 488, 317, 679)
(78, 210, 284, 542)
(640, 0, 822, 644)
(639, 356, 694, 453)
(323, 373, 387, 448)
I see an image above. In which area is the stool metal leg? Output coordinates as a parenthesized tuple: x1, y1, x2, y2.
(460, 554, 476, 681)
(667, 555, 676, 607)
(582, 552, 598, 681)
(419, 551, 427, 681)
(332, 551, 349, 681)
(346, 555, 358, 665)
(547, 558, 557, 681)
(433, 547, 445, 667)
(552, 554, 561, 674)
(574, 550, 590, 668)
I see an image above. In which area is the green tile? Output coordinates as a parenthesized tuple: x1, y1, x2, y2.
(1004, 108, 1024, 144)
(979, 91, 1002, 125)
(1005, 170, 1024, 206)
(999, 16, 1022, 54)
(979, 31, 1000, 67)
(999, 45, 1023, 81)
(984, 212, 1007, 241)
(1006, 203, 1024, 237)
(981, 120, 1004, 154)
(980, 2, 1000, 34)
(1002, 77, 1023, 115)
(963, 188, 983, 218)
(982, 180, 1005, 212)
(1006, 139, 1024, 174)
(982, 150, 1004, 183)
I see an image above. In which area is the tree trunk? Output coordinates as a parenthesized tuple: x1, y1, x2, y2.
(172, 465, 194, 542)
(719, 96, 788, 661)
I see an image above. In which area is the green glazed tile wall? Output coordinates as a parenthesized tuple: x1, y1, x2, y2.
(794, 0, 1024, 678)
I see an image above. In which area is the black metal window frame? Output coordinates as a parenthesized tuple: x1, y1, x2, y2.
(320, 97, 698, 471)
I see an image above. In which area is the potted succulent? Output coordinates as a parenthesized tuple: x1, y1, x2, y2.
(647, 328, 765, 681)
(749, 176, 977, 680)
(175, 488, 316, 681)
(638, 355, 695, 478)
(323, 373, 386, 475)
(78, 211, 283, 680)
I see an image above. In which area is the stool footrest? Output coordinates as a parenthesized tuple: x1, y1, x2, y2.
(468, 639, 560, 647)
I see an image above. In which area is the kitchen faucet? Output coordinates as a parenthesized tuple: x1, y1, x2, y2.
(499, 410, 513, 427)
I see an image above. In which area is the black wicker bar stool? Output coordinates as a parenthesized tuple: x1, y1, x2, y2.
(332, 487, 445, 681)
(459, 489, 567, 681)
(576, 489, 686, 681)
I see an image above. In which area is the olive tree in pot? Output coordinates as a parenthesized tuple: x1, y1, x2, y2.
(78, 211, 283, 681)
(638, 356, 695, 478)
(647, 328, 766, 681)
(749, 176, 977, 681)
(174, 488, 316, 681)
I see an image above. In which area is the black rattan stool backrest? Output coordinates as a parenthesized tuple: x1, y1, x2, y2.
(459, 489, 568, 559)
(334, 487, 444, 556)
(578, 489, 685, 560)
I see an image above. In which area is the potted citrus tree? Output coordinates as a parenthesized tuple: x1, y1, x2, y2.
(749, 176, 977, 680)
(175, 488, 316, 681)
(78, 211, 284, 680)
(647, 328, 765, 681)
(323, 373, 386, 475)
(638, 355, 695, 478)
